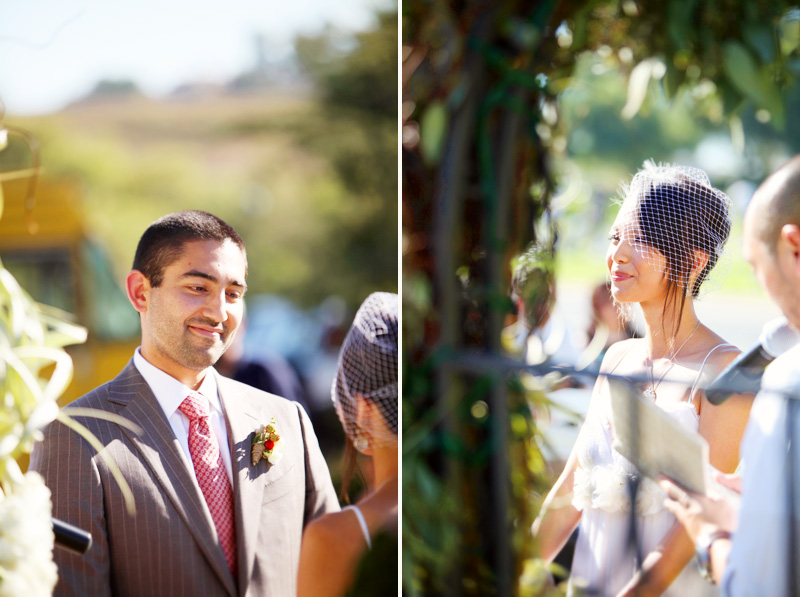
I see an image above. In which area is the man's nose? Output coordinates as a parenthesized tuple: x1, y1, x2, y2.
(203, 291, 228, 323)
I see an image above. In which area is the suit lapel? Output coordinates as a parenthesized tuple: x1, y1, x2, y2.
(217, 373, 263, 590)
(109, 361, 237, 596)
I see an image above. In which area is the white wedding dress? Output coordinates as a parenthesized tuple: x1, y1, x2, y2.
(567, 347, 729, 597)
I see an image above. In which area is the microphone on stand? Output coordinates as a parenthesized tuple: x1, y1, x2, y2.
(706, 317, 800, 405)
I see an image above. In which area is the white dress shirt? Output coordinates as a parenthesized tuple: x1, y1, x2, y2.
(721, 342, 800, 596)
(133, 348, 234, 486)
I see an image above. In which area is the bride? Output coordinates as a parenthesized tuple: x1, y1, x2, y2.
(297, 292, 398, 597)
(532, 162, 754, 596)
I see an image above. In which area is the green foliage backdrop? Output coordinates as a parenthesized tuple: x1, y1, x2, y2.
(403, 1, 799, 595)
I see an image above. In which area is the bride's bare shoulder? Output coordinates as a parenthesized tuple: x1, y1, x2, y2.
(696, 329, 741, 372)
(703, 343, 741, 376)
(599, 337, 643, 373)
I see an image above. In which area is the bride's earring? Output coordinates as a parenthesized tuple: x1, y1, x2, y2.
(354, 398, 373, 453)
(355, 436, 370, 452)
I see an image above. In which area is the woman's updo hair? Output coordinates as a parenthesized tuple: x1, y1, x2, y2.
(636, 176, 731, 296)
(331, 292, 398, 502)
(616, 161, 732, 339)
(332, 292, 398, 446)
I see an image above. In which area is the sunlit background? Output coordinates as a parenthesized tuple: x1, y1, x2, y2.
(1, 0, 388, 114)
(0, 0, 397, 477)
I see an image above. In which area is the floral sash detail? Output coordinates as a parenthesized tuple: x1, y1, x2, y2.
(572, 464, 665, 516)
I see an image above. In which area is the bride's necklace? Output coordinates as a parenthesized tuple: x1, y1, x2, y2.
(643, 321, 701, 400)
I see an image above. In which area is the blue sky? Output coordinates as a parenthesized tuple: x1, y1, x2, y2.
(1, 0, 392, 115)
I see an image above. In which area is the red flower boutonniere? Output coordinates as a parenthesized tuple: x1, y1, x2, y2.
(251, 418, 283, 466)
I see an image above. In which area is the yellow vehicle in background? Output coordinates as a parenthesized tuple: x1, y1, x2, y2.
(0, 175, 140, 406)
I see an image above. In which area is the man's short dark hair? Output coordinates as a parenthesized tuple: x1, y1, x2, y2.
(753, 155, 800, 254)
(132, 211, 246, 287)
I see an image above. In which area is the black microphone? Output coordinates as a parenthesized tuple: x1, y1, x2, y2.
(53, 517, 92, 554)
(706, 317, 800, 405)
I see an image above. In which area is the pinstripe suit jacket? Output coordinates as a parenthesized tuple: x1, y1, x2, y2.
(30, 360, 339, 596)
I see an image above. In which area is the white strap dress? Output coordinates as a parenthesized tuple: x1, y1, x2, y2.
(567, 344, 731, 596)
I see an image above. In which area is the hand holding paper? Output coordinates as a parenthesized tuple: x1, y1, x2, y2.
(660, 473, 740, 544)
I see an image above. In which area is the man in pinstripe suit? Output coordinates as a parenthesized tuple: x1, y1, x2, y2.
(31, 211, 339, 596)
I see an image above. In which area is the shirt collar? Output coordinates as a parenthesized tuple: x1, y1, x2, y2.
(133, 347, 221, 417)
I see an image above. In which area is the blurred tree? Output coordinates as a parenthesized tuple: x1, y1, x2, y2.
(403, 1, 798, 595)
(81, 79, 142, 102)
(294, 9, 399, 302)
(296, 11, 397, 118)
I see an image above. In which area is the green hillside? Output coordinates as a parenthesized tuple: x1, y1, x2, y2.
(9, 10, 398, 311)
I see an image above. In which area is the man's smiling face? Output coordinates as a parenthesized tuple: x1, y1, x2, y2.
(137, 238, 247, 381)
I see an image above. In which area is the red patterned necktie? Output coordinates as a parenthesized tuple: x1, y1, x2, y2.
(179, 392, 237, 580)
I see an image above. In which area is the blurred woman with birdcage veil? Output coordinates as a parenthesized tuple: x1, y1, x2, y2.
(531, 161, 754, 595)
(296, 292, 398, 597)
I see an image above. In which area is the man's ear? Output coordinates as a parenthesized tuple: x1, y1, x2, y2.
(126, 270, 150, 314)
(780, 224, 800, 274)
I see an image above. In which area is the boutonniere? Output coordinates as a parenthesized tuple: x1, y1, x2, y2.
(251, 418, 283, 466)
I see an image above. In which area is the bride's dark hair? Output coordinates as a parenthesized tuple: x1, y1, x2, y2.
(636, 176, 731, 341)
(332, 292, 398, 503)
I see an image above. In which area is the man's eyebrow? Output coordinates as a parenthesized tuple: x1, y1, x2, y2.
(181, 270, 247, 290)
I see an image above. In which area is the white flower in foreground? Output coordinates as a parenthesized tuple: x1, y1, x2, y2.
(0, 472, 58, 597)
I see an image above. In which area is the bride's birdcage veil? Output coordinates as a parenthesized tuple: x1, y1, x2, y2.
(612, 160, 732, 297)
(331, 292, 398, 450)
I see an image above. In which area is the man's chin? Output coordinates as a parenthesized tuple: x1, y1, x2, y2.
(180, 346, 226, 370)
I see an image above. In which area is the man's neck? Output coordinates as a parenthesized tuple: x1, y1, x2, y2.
(138, 346, 209, 390)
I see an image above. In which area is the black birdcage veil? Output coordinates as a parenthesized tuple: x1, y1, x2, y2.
(613, 161, 732, 297)
(331, 292, 398, 450)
